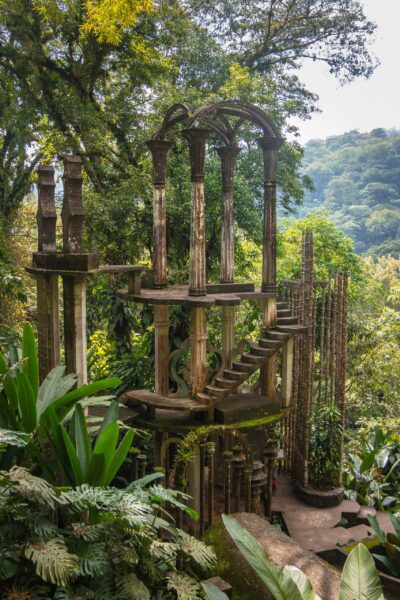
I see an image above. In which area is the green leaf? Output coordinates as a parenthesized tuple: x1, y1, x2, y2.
(86, 452, 106, 486)
(222, 515, 304, 600)
(0, 352, 20, 420)
(128, 472, 165, 489)
(72, 404, 91, 479)
(43, 377, 121, 423)
(17, 372, 36, 433)
(22, 322, 38, 399)
(45, 408, 76, 485)
(367, 516, 386, 544)
(104, 429, 134, 486)
(201, 581, 230, 600)
(283, 566, 322, 600)
(37, 366, 74, 423)
(339, 543, 384, 600)
(372, 553, 400, 578)
(91, 421, 119, 485)
(360, 450, 376, 474)
(95, 398, 119, 442)
(60, 427, 83, 485)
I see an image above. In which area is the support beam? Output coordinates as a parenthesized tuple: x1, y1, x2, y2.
(189, 307, 207, 396)
(154, 304, 170, 396)
(146, 140, 173, 288)
(184, 128, 209, 296)
(217, 145, 240, 284)
(257, 136, 283, 293)
(221, 305, 235, 362)
(62, 156, 84, 253)
(261, 297, 278, 400)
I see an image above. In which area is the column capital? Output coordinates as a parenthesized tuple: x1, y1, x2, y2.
(146, 139, 173, 186)
(183, 128, 210, 182)
(257, 136, 284, 181)
(217, 145, 241, 192)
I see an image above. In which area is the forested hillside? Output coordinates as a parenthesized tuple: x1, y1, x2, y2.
(299, 129, 400, 257)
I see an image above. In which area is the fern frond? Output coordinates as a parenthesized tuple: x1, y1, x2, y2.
(167, 572, 204, 600)
(176, 532, 216, 571)
(25, 538, 80, 586)
(115, 571, 151, 600)
(5, 467, 66, 508)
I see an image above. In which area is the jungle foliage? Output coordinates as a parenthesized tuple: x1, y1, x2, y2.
(299, 130, 400, 257)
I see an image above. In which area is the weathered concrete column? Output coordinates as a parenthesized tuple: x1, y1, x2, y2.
(146, 140, 173, 288)
(189, 306, 207, 396)
(281, 337, 294, 407)
(63, 275, 87, 385)
(257, 136, 283, 294)
(184, 128, 209, 296)
(36, 165, 60, 381)
(261, 297, 278, 401)
(61, 156, 87, 385)
(217, 145, 240, 284)
(154, 304, 170, 396)
(221, 305, 235, 362)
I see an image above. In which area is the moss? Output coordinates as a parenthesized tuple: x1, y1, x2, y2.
(342, 536, 381, 554)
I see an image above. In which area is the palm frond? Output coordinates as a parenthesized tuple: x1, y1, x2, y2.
(25, 537, 80, 586)
(74, 541, 110, 577)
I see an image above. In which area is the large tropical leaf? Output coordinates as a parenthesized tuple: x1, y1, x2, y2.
(222, 514, 304, 600)
(283, 566, 322, 600)
(0, 428, 30, 447)
(16, 371, 36, 433)
(95, 398, 119, 442)
(72, 404, 91, 480)
(0, 352, 19, 421)
(22, 323, 39, 399)
(37, 366, 76, 423)
(339, 543, 384, 600)
(91, 421, 119, 484)
(201, 581, 230, 600)
(103, 428, 134, 486)
(43, 377, 121, 423)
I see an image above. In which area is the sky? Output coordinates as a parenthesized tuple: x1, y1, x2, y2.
(293, 0, 400, 143)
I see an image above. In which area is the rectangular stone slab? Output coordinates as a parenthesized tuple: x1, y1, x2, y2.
(214, 393, 281, 424)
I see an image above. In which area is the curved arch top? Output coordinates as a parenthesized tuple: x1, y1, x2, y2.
(150, 100, 283, 145)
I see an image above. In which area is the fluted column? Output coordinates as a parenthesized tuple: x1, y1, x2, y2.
(36, 165, 60, 381)
(184, 128, 209, 297)
(146, 140, 173, 288)
(217, 145, 240, 284)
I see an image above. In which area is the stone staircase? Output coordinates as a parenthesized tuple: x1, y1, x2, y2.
(197, 301, 307, 404)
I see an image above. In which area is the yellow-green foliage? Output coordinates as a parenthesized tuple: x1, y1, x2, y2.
(82, 0, 154, 44)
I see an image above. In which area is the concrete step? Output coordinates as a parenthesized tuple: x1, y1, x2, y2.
(265, 330, 291, 341)
(215, 377, 239, 389)
(276, 324, 308, 334)
(232, 360, 256, 373)
(224, 368, 248, 381)
(249, 342, 275, 357)
(277, 316, 298, 325)
(241, 353, 265, 366)
(259, 338, 283, 349)
(205, 385, 230, 398)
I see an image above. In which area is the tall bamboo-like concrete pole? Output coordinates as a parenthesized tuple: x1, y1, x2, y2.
(146, 140, 173, 397)
(36, 165, 60, 381)
(184, 128, 209, 396)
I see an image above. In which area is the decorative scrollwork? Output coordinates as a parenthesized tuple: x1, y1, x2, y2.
(206, 342, 226, 385)
(168, 339, 191, 398)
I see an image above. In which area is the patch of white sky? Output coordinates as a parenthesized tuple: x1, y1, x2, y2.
(291, 0, 400, 143)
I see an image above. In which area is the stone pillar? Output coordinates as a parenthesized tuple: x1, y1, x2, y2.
(281, 337, 294, 407)
(217, 145, 240, 284)
(146, 140, 173, 288)
(257, 136, 282, 294)
(189, 306, 207, 396)
(154, 304, 169, 396)
(221, 305, 235, 363)
(61, 156, 87, 385)
(184, 128, 209, 297)
(36, 165, 60, 381)
(261, 298, 278, 401)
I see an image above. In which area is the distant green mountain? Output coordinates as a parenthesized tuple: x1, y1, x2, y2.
(298, 129, 400, 256)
